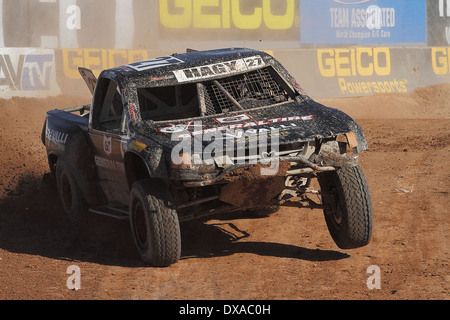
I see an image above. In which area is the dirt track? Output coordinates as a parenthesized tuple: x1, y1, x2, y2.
(0, 84, 449, 300)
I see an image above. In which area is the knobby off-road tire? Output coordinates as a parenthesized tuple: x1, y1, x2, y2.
(318, 165, 373, 249)
(63, 132, 102, 207)
(56, 158, 88, 223)
(129, 179, 181, 267)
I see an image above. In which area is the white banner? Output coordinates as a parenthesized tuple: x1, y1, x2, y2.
(0, 48, 61, 98)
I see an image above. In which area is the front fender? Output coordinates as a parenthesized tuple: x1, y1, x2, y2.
(308, 100, 369, 153)
(124, 140, 169, 188)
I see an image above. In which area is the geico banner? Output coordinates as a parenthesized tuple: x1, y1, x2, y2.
(59, 48, 150, 79)
(158, 0, 299, 42)
(274, 47, 450, 99)
(52, 47, 450, 99)
(0, 0, 298, 49)
(54, 48, 174, 96)
(432, 47, 450, 75)
(0, 0, 440, 49)
(0, 48, 60, 98)
(300, 0, 427, 45)
(428, 0, 450, 46)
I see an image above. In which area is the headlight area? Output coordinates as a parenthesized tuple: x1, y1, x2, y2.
(336, 132, 359, 156)
(170, 152, 219, 180)
(311, 133, 360, 169)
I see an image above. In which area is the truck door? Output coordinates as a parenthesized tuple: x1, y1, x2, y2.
(89, 77, 130, 207)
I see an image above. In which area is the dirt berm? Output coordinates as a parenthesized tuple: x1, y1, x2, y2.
(0, 83, 448, 300)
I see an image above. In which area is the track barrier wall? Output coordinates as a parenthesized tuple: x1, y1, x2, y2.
(0, 0, 449, 99)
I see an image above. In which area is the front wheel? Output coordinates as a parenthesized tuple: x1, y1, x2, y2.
(129, 179, 181, 267)
(318, 165, 373, 249)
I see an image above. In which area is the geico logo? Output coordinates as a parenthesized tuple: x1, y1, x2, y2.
(63, 49, 148, 79)
(432, 47, 450, 75)
(159, 0, 295, 30)
(318, 48, 391, 77)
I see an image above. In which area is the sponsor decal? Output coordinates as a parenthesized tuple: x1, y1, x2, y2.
(164, 115, 315, 139)
(221, 128, 292, 143)
(129, 140, 147, 152)
(292, 81, 306, 95)
(103, 136, 112, 156)
(151, 76, 168, 81)
(159, 121, 203, 133)
(214, 114, 253, 124)
(129, 104, 137, 120)
(126, 56, 184, 72)
(173, 56, 264, 82)
(95, 156, 125, 172)
(170, 126, 283, 171)
(46, 128, 69, 145)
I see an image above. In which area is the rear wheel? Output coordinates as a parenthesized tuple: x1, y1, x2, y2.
(318, 165, 373, 249)
(56, 158, 88, 223)
(129, 179, 181, 267)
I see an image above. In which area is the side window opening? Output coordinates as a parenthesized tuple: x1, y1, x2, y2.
(138, 83, 199, 121)
(92, 78, 124, 133)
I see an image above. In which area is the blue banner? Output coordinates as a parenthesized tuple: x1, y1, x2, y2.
(300, 0, 427, 45)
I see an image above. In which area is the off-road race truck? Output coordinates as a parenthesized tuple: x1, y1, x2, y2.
(42, 48, 373, 267)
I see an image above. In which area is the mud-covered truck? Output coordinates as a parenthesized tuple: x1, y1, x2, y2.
(42, 48, 373, 266)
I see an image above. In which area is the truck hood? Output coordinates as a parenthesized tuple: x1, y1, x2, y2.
(134, 99, 368, 153)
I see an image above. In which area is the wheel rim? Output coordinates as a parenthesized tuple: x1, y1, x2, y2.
(60, 173, 73, 211)
(133, 200, 148, 248)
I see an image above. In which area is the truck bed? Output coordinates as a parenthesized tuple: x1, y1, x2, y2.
(42, 105, 90, 147)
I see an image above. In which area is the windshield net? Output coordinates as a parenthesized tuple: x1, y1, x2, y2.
(138, 66, 294, 121)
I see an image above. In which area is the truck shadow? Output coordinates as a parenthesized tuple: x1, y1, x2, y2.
(180, 219, 349, 262)
(0, 173, 138, 267)
(0, 174, 348, 267)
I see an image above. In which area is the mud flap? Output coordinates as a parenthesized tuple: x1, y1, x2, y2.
(220, 176, 285, 208)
